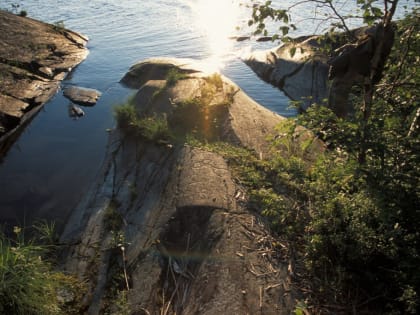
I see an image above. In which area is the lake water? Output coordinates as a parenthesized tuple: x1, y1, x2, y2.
(0, 0, 294, 231)
(0, 0, 414, 231)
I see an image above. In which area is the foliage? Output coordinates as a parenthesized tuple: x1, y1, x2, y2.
(238, 9, 419, 313)
(33, 220, 59, 246)
(103, 226, 131, 314)
(204, 73, 223, 90)
(52, 20, 66, 34)
(113, 100, 137, 130)
(0, 226, 84, 315)
(137, 114, 171, 142)
(203, 108, 416, 313)
(197, 22, 419, 307)
(247, 0, 398, 39)
(113, 96, 171, 143)
(165, 68, 188, 87)
(113, 290, 130, 315)
(115, 73, 234, 144)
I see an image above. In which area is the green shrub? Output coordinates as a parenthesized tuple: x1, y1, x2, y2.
(113, 99, 171, 143)
(198, 110, 418, 312)
(138, 114, 171, 142)
(114, 101, 138, 131)
(165, 68, 188, 87)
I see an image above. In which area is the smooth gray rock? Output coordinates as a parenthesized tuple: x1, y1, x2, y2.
(68, 104, 85, 119)
(60, 58, 324, 315)
(244, 36, 329, 111)
(63, 86, 101, 106)
(244, 25, 395, 117)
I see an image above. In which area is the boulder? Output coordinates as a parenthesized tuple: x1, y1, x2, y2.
(63, 86, 101, 106)
(244, 25, 395, 117)
(244, 35, 329, 111)
(0, 10, 88, 153)
(60, 58, 324, 314)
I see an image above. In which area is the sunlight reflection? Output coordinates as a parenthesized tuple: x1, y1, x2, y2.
(189, 0, 241, 73)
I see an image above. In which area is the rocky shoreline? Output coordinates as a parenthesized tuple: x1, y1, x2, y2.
(243, 25, 394, 117)
(0, 13, 323, 314)
(58, 58, 320, 314)
(0, 10, 88, 155)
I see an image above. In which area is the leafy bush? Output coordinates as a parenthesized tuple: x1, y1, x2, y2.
(199, 100, 418, 313)
(262, 11, 419, 313)
(204, 73, 223, 90)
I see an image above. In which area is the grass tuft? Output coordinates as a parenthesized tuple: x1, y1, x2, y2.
(165, 68, 188, 87)
(0, 227, 84, 315)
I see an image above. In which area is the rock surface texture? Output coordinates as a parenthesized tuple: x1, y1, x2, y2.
(0, 10, 88, 152)
(244, 26, 394, 117)
(59, 58, 314, 315)
(63, 86, 101, 106)
(244, 35, 330, 111)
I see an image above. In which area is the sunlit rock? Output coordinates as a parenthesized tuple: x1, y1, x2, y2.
(63, 86, 101, 106)
(244, 25, 395, 117)
(60, 58, 325, 315)
(244, 35, 329, 111)
(0, 10, 88, 151)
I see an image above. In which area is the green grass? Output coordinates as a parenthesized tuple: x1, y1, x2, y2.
(137, 114, 171, 142)
(113, 98, 171, 143)
(165, 68, 188, 87)
(0, 228, 83, 315)
(114, 72, 234, 144)
(204, 73, 223, 90)
(113, 100, 138, 131)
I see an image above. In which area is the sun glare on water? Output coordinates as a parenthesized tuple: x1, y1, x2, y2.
(190, 0, 242, 73)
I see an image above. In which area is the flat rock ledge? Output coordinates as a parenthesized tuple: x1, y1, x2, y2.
(60, 58, 323, 315)
(0, 10, 88, 153)
(63, 86, 101, 106)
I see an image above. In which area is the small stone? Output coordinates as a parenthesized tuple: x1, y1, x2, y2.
(68, 104, 85, 119)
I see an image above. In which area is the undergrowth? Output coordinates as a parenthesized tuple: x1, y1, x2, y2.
(113, 95, 171, 143)
(0, 224, 85, 315)
(192, 112, 418, 314)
